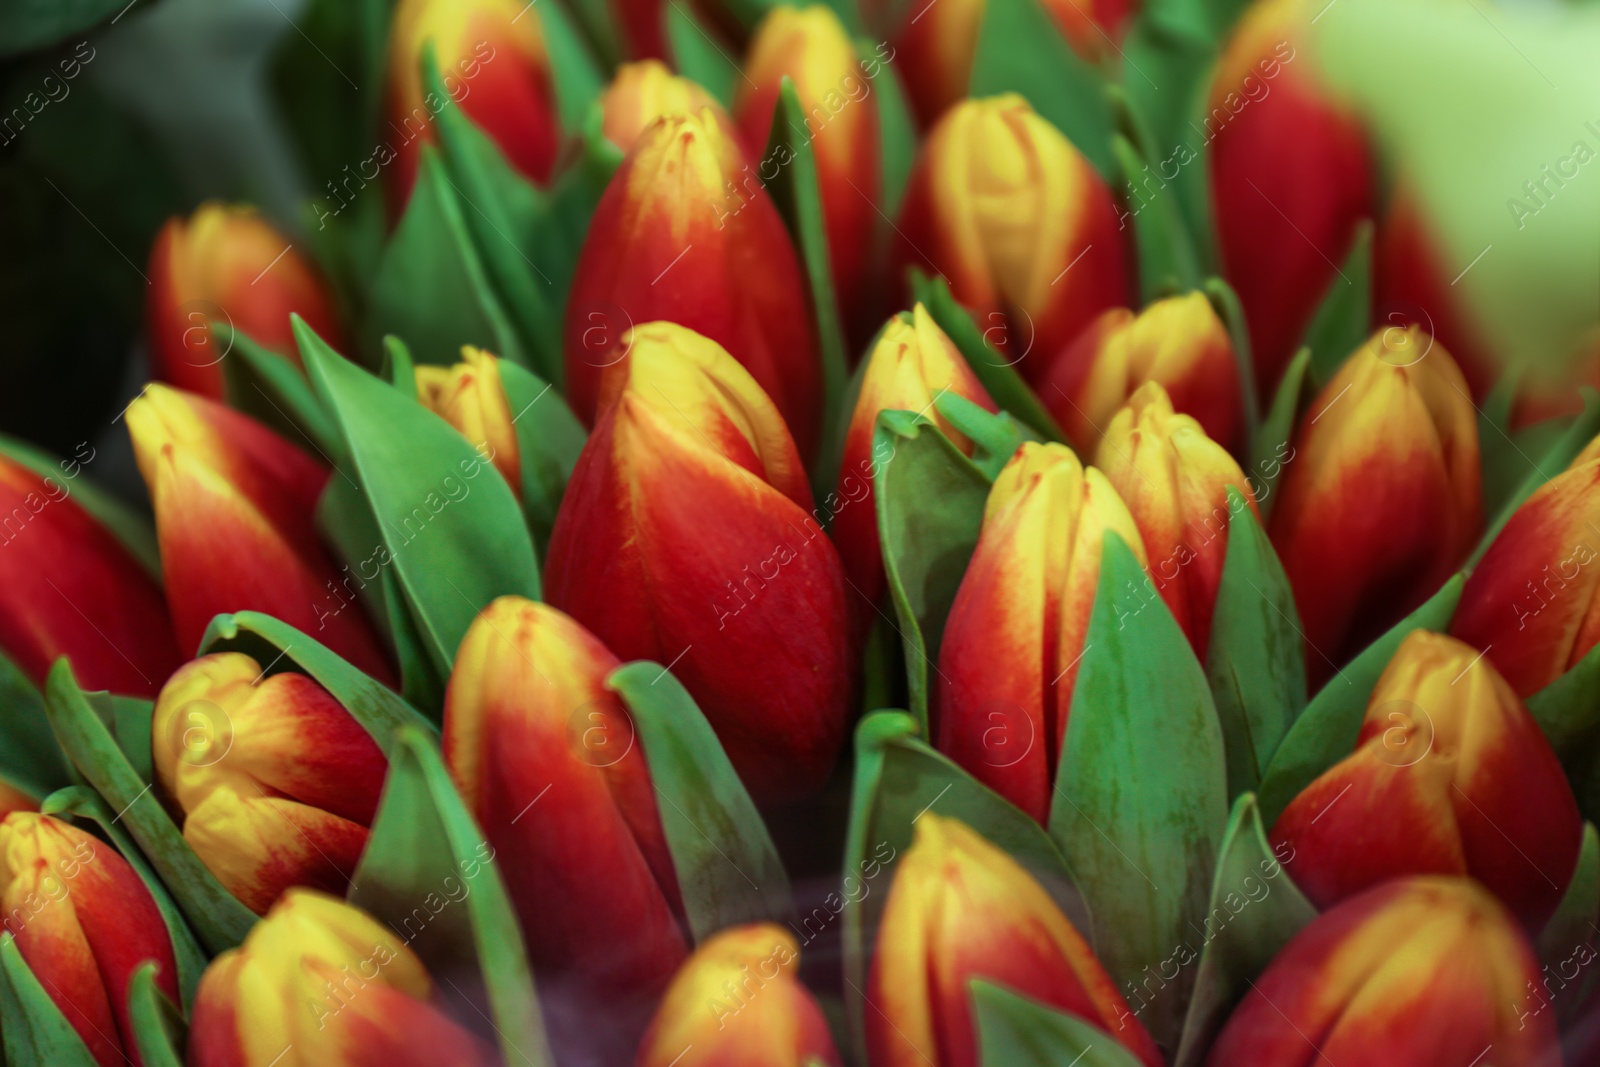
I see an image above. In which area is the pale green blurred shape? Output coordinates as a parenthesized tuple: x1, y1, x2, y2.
(1313, 0, 1600, 377)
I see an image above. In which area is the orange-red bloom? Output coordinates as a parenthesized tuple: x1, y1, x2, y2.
(1207, 877, 1560, 1066)
(893, 95, 1130, 386)
(600, 60, 734, 152)
(152, 652, 388, 915)
(414, 346, 522, 494)
(867, 814, 1161, 1067)
(0, 812, 179, 1067)
(0, 453, 180, 698)
(936, 442, 1145, 823)
(1267, 328, 1479, 681)
(546, 322, 853, 801)
(126, 385, 393, 683)
(147, 202, 344, 400)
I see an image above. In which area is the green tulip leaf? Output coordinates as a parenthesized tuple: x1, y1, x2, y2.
(1248, 346, 1310, 523)
(868, 39, 916, 216)
(667, 1, 741, 107)
(1536, 822, 1600, 1022)
(349, 727, 555, 1067)
(874, 412, 992, 730)
(1529, 641, 1600, 825)
(1205, 488, 1306, 797)
(1256, 573, 1465, 826)
(384, 334, 417, 394)
(126, 962, 186, 1067)
(314, 472, 405, 652)
(41, 659, 256, 954)
(1049, 533, 1229, 1051)
(972, 980, 1147, 1067)
(1112, 132, 1202, 305)
(534, 107, 625, 332)
(1205, 276, 1259, 438)
(0, 935, 98, 1067)
(497, 360, 586, 558)
(1303, 221, 1373, 388)
(533, 0, 607, 134)
(297, 317, 543, 676)
(609, 662, 794, 940)
(1476, 370, 1524, 524)
(1170, 792, 1317, 1067)
(934, 392, 1037, 479)
(220, 327, 346, 469)
(1472, 388, 1600, 568)
(0, 652, 73, 802)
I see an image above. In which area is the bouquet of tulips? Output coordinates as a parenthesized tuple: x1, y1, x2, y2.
(3, 0, 1599, 1062)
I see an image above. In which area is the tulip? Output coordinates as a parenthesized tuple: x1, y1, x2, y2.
(414, 346, 522, 494)
(151, 652, 388, 915)
(545, 322, 853, 801)
(867, 814, 1161, 1067)
(147, 202, 345, 400)
(893, 95, 1130, 386)
(0, 812, 179, 1067)
(636, 923, 841, 1067)
(612, 0, 670, 62)
(1451, 443, 1600, 697)
(563, 111, 823, 458)
(385, 0, 560, 207)
(734, 5, 881, 340)
(1269, 630, 1580, 929)
(0, 453, 181, 698)
(1267, 327, 1479, 682)
(1043, 292, 1244, 455)
(834, 304, 996, 611)
(1208, 0, 1374, 397)
(1207, 877, 1560, 1066)
(600, 59, 734, 151)
(126, 384, 394, 683)
(935, 442, 1145, 824)
(188, 888, 495, 1067)
(1095, 382, 1258, 657)
(444, 596, 686, 1049)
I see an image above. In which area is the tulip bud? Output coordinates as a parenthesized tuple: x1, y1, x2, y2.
(188, 888, 495, 1067)
(868, 814, 1160, 1067)
(1044, 292, 1244, 455)
(0, 454, 181, 698)
(935, 442, 1145, 824)
(636, 924, 841, 1067)
(893, 95, 1130, 385)
(126, 384, 393, 683)
(734, 5, 881, 339)
(564, 111, 823, 458)
(414, 346, 522, 494)
(1095, 382, 1258, 657)
(546, 322, 853, 801)
(1207, 877, 1560, 1065)
(835, 304, 996, 610)
(147, 202, 345, 400)
(0, 812, 179, 1067)
(385, 0, 560, 207)
(1267, 328, 1480, 681)
(1208, 0, 1374, 396)
(151, 652, 388, 915)
(1269, 631, 1580, 929)
(600, 60, 734, 152)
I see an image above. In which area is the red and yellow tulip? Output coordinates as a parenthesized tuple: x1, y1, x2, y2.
(0, 812, 179, 1067)
(600, 60, 734, 151)
(935, 442, 1145, 823)
(637, 923, 841, 1067)
(147, 202, 344, 400)
(546, 322, 853, 801)
(151, 652, 389, 915)
(414, 346, 522, 495)
(1207, 877, 1560, 1066)
(867, 814, 1161, 1067)
(187, 889, 495, 1067)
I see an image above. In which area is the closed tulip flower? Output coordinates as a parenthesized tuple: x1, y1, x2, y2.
(564, 110, 823, 458)
(1095, 382, 1258, 657)
(600, 59, 733, 151)
(835, 304, 996, 610)
(637, 924, 840, 1067)
(936, 442, 1145, 824)
(0, 453, 180, 697)
(0, 812, 179, 1067)
(151, 652, 388, 915)
(1208, 877, 1560, 1066)
(147, 202, 345, 400)
(1451, 442, 1600, 697)
(188, 889, 495, 1067)
(1044, 292, 1244, 455)
(546, 322, 853, 801)
(1269, 631, 1580, 929)
(126, 384, 393, 683)
(893, 95, 1130, 385)
(868, 814, 1160, 1067)
(1268, 328, 1479, 681)
(735, 5, 881, 338)
(415, 346, 521, 495)
(1209, 0, 1374, 396)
